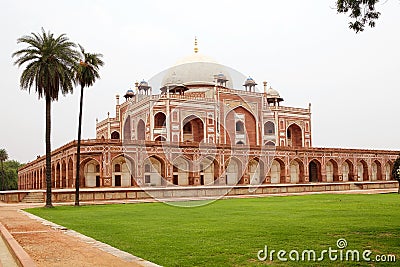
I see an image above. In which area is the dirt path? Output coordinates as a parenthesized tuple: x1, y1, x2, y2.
(0, 203, 148, 267)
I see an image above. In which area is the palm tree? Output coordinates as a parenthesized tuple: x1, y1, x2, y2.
(74, 44, 104, 206)
(0, 148, 9, 191)
(13, 28, 79, 207)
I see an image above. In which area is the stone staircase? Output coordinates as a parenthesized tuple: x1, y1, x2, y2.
(21, 192, 45, 203)
(349, 182, 363, 190)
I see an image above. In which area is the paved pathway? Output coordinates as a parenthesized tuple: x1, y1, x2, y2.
(0, 203, 157, 267)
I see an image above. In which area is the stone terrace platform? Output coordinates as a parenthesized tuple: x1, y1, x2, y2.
(1, 181, 397, 203)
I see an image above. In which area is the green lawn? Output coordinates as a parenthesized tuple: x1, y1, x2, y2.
(27, 194, 400, 266)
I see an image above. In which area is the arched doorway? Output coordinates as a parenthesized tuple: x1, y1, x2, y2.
(143, 156, 165, 186)
(112, 156, 133, 187)
(357, 160, 369, 181)
(111, 131, 120, 140)
(287, 124, 302, 147)
(226, 106, 257, 146)
(154, 112, 166, 128)
(371, 160, 382, 181)
(61, 161, 67, 188)
(249, 159, 264, 185)
(137, 119, 145, 140)
(67, 158, 73, 187)
(236, 121, 244, 133)
(39, 168, 43, 189)
(264, 121, 275, 136)
(270, 159, 285, 184)
(33, 171, 36, 189)
(123, 115, 131, 140)
(290, 159, 304, 183)
(55, 162, 60, 188)
(385, 161, 393, 180)
(226, 158, 241, 185)
(52, 165, 56, 188)
(155, 135, 166, 142)
(200, 157, 217, 185)
(84, 160, 100, 188)
(265, 141, 275, 147)
(172, 157, 189, 186)
(182, 115, 204, 142)
(326, 159, 339, 182)
(309, 159, 321, 182)
(342, 160, 354, 182)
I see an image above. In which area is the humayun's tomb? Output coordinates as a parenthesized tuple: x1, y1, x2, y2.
(10, 40, 398, 203)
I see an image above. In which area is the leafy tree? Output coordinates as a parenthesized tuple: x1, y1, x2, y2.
(74, 45, 104, 206)
(336, 0, 380, 33)
(13, 28, 79, 207)
(3, 160, 23, 190)
(0, 148, 9, 190)
(4, 160, 23, 170)
(392, 155, 400, 194)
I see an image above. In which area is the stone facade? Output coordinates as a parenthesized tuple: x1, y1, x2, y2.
(17, 48, 398, 190)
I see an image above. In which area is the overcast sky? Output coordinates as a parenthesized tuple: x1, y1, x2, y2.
(1, 0, 399, 163)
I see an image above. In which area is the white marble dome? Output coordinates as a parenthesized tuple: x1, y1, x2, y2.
(162, 52, 233, 88)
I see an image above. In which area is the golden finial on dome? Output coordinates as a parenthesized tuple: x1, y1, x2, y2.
(194, 36, 198, 53)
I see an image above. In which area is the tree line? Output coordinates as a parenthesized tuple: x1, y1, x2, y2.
(0, 149, 21, 191)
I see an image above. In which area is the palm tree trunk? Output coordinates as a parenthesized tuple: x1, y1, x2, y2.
(45, 96, 53, 208)
(75, 85, 84, 206)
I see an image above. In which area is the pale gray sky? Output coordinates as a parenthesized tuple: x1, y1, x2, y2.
(1, 0, 399, 163)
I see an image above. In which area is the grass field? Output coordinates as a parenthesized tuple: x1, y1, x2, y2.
(27, 194, 400, 266)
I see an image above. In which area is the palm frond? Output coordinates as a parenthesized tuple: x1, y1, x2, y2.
(74, 44, 104, 89)
(12, 28, 79, 100)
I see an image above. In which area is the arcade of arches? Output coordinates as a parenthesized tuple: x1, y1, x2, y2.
(18, 142, 397, 190)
